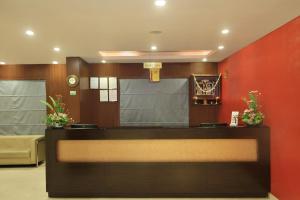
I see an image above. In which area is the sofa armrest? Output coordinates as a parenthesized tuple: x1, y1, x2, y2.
(35, 137, 45, 166)
(28, 136, 45, 165)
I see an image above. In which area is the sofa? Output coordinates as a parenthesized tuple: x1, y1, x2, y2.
(0, 135, 45, 166)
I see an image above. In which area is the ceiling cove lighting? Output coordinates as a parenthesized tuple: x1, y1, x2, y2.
(25, 30, 35, 36)
(52, 61, 58, 64)
(221, 29, 230, 34)
(53, 47, 60, 52)
(0, 61, 6, 65)
(151, 45, 158, 51)
(218, 45, 225, 50)
(98, 50, 215, 62)
(155, 0, 166, 7)
(178, 51, 212, 56)
(99, 51, 141, 57)
(202, 58, 207, 62)
(99, 50, 212, 58)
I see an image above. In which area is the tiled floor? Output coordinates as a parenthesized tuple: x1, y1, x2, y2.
(0, 164, 277, 200)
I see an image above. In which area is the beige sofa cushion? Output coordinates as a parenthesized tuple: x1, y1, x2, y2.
(0, 150, 30, 159)
(0, 135, 44, 165)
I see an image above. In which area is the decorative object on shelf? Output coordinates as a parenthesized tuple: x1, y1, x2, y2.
(66, 75, 79, 87)
(230, 111, 239, 127)
(143, 62, 162, 82)
(192, 74, 221, 105)
(40, 95, 73, 128)
(241, 91, 264, 126)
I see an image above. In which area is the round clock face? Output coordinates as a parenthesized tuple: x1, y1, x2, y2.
(66, 75, 79, 87)
(68, 77, 76, 85)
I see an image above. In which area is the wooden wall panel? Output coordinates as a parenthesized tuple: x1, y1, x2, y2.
(66, 58, 81, 122)
(116, 63, 147, 78)
(87, 62, 219, 127)
(0, 62, 220, 128)
(79, 58, 92, 124)
(0, 64, 48, 80)
(47, 64, 69, 100)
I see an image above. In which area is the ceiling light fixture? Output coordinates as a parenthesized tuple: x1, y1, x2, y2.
(151, 45, 158, 51)
(52, 61, 58, 64)
(218, 45, 225, 50)
(101, 60, 107, 63)
(202, 58, 207, 62)
(0, 61, 6, 65)
(25, 30, 35, 36)
(53, 47, 60, 52)
(221, 29, 230, 34)
(155, 0, 166, 7)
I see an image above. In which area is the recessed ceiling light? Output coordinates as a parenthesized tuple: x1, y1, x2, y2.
(218, 45, 225, 50)
(202, 58, 207, 62)
(53, 47, 60, 52)
(25, 30, 34, 36)
(155, 0, 166, 7)
(101, 60, 107, 63)
(151, 45, 158, 51)
(221, 29, 230, 34)
(52, 61, 58, 64)
(0, 61, 6, 65)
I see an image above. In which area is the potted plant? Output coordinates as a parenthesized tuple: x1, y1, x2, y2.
(241, 91, 264, 126)
(40, 95, 72, 128)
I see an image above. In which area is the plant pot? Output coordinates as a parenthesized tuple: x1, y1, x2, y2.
(245, 123, 263, 127)
(52, 122, 64, 129)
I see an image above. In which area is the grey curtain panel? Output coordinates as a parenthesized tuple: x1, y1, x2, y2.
(0, 80, 46, 135)
(120, 79, 189, 127)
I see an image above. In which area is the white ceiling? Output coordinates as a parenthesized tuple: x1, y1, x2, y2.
(0, 0, 299, 64)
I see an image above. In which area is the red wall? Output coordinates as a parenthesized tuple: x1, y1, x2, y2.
(218, 17, 300, 200)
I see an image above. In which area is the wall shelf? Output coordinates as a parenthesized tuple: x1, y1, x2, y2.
(191, 74, 221, 105)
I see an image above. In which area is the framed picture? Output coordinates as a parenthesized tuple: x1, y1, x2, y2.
(99, 90, 109, 102)
(90, 77, 99, 89)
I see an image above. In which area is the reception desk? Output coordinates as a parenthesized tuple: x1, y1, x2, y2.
(46, 126, 270, 197)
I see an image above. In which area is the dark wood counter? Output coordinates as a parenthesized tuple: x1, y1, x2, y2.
(46, 126, 270, 197)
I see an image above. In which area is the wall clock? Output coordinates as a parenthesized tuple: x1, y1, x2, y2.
(66, 75, 79, 87)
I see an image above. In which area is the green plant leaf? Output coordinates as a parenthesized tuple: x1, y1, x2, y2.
(40, 100, 54, 111)
(49, 96, 57, 109)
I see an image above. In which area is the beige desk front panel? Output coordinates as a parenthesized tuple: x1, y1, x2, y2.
(57, 139, 258, 162)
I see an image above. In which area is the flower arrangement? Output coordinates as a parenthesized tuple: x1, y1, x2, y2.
(40, 95, 72, 128)
(241, 91, 264, 126)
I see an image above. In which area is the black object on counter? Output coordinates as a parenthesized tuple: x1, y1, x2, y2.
(70, 124, 98, 129)
(197, 122, 228, 127)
